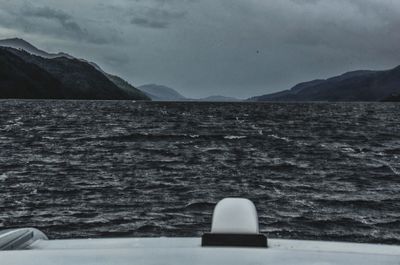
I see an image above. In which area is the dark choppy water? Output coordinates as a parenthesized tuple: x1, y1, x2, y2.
(0, 100, 399, 244)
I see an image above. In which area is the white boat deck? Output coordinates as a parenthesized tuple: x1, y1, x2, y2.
(2, 200, 399, 264)
(1, 237, 400, 265)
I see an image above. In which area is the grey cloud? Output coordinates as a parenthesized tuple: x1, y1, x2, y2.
(102, 54, 131, 66)
(0, 3, 115, 44)
(130, 8, 186, 29)
(21, 5, 85, 37)
(131, 18, 168, 29)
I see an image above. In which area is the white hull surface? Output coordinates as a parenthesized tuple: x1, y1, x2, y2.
(1, 235, 400, 265)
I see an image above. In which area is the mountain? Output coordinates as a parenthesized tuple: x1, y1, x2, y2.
(383, 93, 400, 102)
(0, 38, 149, 100)
(1, 47, 130, 99)
(197, 95, 241, 102)
(139, 84, 187, 101)
(139, 84, 242, 102)
(0, 48, 64, 99)
(250, 67, 400, 102)
(106, 74, 149, 100)
(0, 38, 74, 59)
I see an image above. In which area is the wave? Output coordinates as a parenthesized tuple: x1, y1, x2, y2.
(223, 135, 247, 140)
(0, 173, 8, 181)
(184, 201, 215, 211)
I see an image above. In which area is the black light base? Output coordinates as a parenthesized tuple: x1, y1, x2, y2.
(201, 233, 268, 248)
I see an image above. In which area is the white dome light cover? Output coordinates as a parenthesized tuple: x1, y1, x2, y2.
(211, 198, 259, 235)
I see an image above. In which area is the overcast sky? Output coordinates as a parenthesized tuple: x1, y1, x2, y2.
(0, 0, 400, 98)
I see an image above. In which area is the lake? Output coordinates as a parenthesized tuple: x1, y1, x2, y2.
(0, 100, 399, 244)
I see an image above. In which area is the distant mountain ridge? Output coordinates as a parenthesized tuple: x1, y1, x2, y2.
(195, 95, 241, 102)
(0, 38, 74, 59)
(139, 84, 241, 102)
(139, 84, 187, 101)
(383, 93, 400, 102)
(250, 67, 400, 102)
(0, 38, 149, 100)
